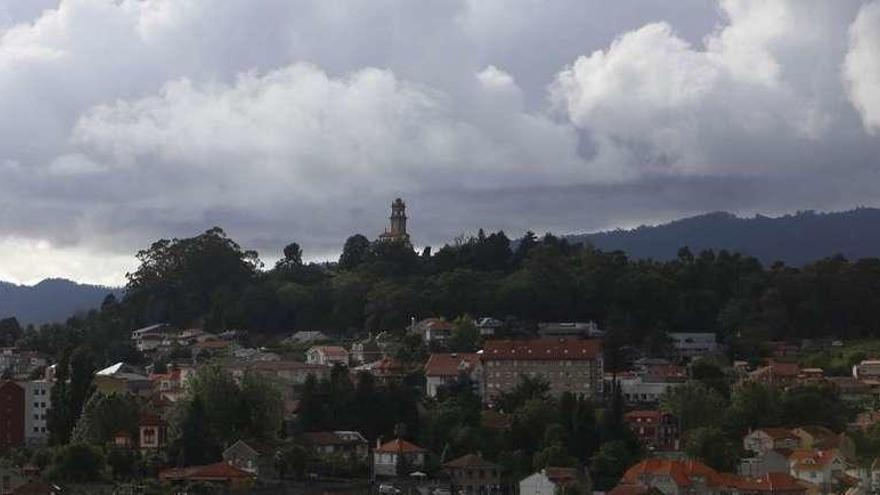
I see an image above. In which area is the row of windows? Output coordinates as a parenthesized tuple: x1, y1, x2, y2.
(488, 371, 591, 378)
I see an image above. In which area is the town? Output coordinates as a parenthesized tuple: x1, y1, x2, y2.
(2, 200, 880, 495)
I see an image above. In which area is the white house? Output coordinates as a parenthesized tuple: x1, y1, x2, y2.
(372, 438, 427, 477)
(305, 346, 349, 367)
(519, 467, 580, 495)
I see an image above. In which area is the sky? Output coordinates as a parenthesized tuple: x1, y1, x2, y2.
(0, 0, 878, 286)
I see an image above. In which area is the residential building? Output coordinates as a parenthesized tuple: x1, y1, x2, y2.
(351, 335, 382, 364)
(743, 429, 800, 457)
(159, 462, 255, 489)
(17, 380, 51, 445)
(474, 318, 503, 337)
(131, 323, 171, 352)
(624, 410, 680, 452)
(223, 440, 278, 479)
(788, 449, 845, 489)
(94, 362, 151, 396)
(353, 357, 407, 385)
(748, 361, 802, 388)
(229, 359, 331, 387)
(0, 349, 46, 379)
(668, 333, 718, 358)
(613, 364, 686, 404)
(0, 381, 25, 450)
(306, 346, 349, 367)
(481, 338, 603, 402)
(139, 414, 167, 454)
(739, 449, 792, 478)
(853, 359, 880, 380)
(424, 353, 481, 398)
(537, 322, 602, 339)
(411, 318, 455, 345)
(373, 438, 427, 477)
(443, 454, 501, 495)
(284, 331, 330, 345)
(303, 431, 369, 459)
(790, 426, 839, 450)
(519, 467, 581, 495)
(149, 366, 196, 403)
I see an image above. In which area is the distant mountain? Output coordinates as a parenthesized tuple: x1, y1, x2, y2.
(568, 208, 880, 266)
(0, 278, 123, 326)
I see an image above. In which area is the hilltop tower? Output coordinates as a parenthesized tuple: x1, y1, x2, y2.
(379, 198, 410, 244)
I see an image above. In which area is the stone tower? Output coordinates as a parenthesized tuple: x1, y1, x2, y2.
(379, 198, 410, 243)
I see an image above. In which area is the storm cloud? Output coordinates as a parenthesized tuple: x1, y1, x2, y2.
(0, 0, 878, 284)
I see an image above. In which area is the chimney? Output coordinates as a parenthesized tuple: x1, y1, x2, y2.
(376, 437, 382, 449)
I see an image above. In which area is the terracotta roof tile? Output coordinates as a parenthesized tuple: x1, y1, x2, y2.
(375, 438, 426, 454)
(483, 339, 601, 361)
(425, 353, 480, 377)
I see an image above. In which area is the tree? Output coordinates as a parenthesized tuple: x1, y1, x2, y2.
(169, 396, 220, 466)
(449, 315, 480, 352)
(728, 382, 781, 433)
(684, 426, 741, 471)
(277, 242, 303, 270)
(72, 392, 140, 445)
(339, 234, 371, 270)
(661, 381, 726, 432)
(47, 443, 105, 483)
(0, 317, 22, 347)
(590, 440, 642, 491)
(48, 346, 95, 445)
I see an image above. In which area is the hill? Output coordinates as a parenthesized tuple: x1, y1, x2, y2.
(0, 278, 123, 325)
(569, 208, 880, 265)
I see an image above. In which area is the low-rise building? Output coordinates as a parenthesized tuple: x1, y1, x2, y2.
(788, 449, 845, 489)
(519, 467, 582, 495)
(373, 438, 427, 477)
(853, 359, 880, 380)
(481, 338, 603, 402)
(139, 414, 168, 454)
(306, 346, 349, 367)
(303, 431, 369, 459)
(537, 322, 602, 339)
(223, 440, 278, 479)
(474, 318, 503, 337)
(411, 318, 455, 345)
(748, 361, 802, 388)
(443, 454, 501, 495)
(94, 362, 151, 396)
(668, 333, 718, 358)
(743, 428, 800, 457)
(624, 410, 680, 452)
(159, 462, 255, 489)
(424, 353, 481, 398)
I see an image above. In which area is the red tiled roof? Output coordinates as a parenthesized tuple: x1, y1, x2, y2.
(621, 459, 720, 488)
(625, 410, 662, 422)
(310, 346, 348, 358)
(425, 353, 480, 377)
(159, 461, 254, 481)
(375, 438, 426, 454)
(140, 414, 166, 427)
(483, 339, 601, 361)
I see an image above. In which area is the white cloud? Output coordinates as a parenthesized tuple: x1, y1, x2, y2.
(845, 1, 880, 134)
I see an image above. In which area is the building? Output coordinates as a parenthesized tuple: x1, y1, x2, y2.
(612, 364, 686, 405)
(474, 318, 504, 337)
(789, 426, 839, 450)
(743, 428, 800, 457)
(17, 380, 51, 445)
(351, 335, 383, 365)
(228, 359, 331, 387)
(149, 366, 196, 403)
(284, 331, 331, 345)
(0, 349, 47, 379)
(303, 431, 369, 459)
(668, 333, 718, 358)
(853, 359, 880, 380)
(411, 318, 455, 345)
(373, 438, 427, 477)
(748, 361, 802, 388)
(159, 462, 255, 489)
(443, 454, 501, 495)
(788, 449, 845, 488)
(139, 414, 167, 454)
(624, 410, 680, 452)
(94, 362, 151, 396)
(131, 323, 172, 352)
(378, 198, 410, 244)
(223, 440, 278, 479)
(481, 338, 603, 402)
(537, 322, 602, 339)
(519, 467, 581, 495)
(305, 346, 349, 367)
(424, 353, 481, 398)
(0, 381, 25, 450)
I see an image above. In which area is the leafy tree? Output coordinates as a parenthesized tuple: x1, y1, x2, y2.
(72, 392, 140, 445)
(449, 315, 480, 352)
(684, 426, 741, 471)
(590, 440, 641, 491)
(0, 317, 22, 347)
(47, 443, 105, 482)
(339, 234, 371, 270)
(661, 381, 726, 432)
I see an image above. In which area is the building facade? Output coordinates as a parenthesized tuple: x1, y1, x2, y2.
(18, 380, 51, 445)
(481, 339, 603, 402)
(378, 198, 410, 244)
(0, 381, 25, 450)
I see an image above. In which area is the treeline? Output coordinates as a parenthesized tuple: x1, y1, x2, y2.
(15, 226, 880, 364)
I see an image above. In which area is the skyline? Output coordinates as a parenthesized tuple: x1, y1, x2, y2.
(0, 0, 879, 285)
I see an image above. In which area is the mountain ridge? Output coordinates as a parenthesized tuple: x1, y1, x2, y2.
(568, 207, 880, 265)
(0, 278, 123, 326)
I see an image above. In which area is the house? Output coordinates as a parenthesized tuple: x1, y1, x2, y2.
(0, 381, 25, 450)
(853, 360, 880, 380)
(303, 431, 369, 459)
(353, 357, 408, 384)
(827, 376, 874, 401)
(424, 353, 481, 398)
(474, 318, 504, 337)
(481, 338, 603, 402)
(668, 333, 718, 358)
(615, 458, 806, 495)
(788, 449, 846, 488)
(284, 331, 331, 345)
(372, 438, 427, 477)
(790, 426, 839, 450)
(519, 467, 581, 495)
(727, 472, 808, 495)
(94, 362, 151, 396)
(443, 454, 501, 495)
(223, 440, 278, 479)
(411, 318, 455, 344)
(351, 335, 382, 364)
(0, 349, 47, 379)
(159, 462, 255, 489)
(149, 366, 196, 403)
(138, 414, 167, 454)
(743, 429, 800, 457)
(537, 322, 602, 339)
(306, 346, 349, 367)
(613, 364, 686, 405)
(131, 323, 171, 352)
(624, 410, 680, 451)
(748, 362, 801, 388)
(739, 448, 793, 478)
(227, 359, 331, 387)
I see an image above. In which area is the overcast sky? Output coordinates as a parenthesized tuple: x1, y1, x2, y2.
(0, 0, 879, 286)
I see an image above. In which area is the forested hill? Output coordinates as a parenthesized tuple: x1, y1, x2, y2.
(569, 208, 880, 266)
(0, 278, 121, 325)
